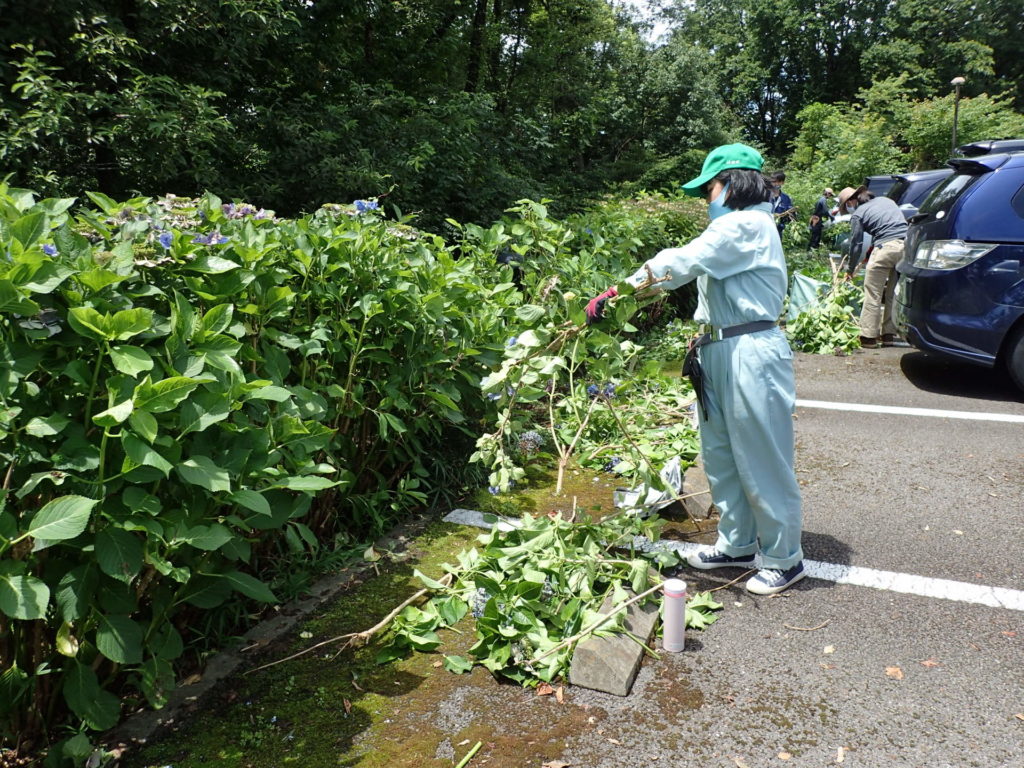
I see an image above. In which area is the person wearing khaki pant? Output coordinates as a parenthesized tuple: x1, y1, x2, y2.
(859, 238, 904, 341)
(836, 185, 909, 348)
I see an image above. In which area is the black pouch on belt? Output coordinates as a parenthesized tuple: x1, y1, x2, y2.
(682, 333, 711, 421)
(681, 320, 777, 422)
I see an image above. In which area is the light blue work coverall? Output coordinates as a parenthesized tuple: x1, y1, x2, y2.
(625, 201, 803, 570)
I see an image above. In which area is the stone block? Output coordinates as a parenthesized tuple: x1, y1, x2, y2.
(682, 457, 715, 520)
(568, 591, 660, 697)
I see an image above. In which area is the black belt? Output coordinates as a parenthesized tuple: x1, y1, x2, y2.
(682, 320, 777, 420)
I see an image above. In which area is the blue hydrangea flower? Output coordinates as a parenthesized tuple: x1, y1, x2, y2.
(223, 203, 258, 220)
(602, 456, 622, 473)
(471, 587, 490, 618)
(586, 384, 599, 397)
(487, 485, 500, 495)
(158, 232, 173, 250)
(354, 199, 379, 214)
(42, 243, 58, 256)
(506, 336, 518, 347)
(518, 430, 544, 456)
(191, 231, 229, 246)
(603, 383, 616, 398)
(487, 392, 501, 401)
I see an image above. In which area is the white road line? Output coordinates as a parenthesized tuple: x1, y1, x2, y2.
(796, 398, 1024, 424)
(443, 509, 1024, 612)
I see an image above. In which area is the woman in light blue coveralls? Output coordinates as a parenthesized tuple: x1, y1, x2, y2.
(586, 143, 805, 595)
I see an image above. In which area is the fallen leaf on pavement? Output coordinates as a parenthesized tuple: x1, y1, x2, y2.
(885, 666, 904, 680)
(919, 658, 940, 668)
(555, 685, 564, 704)
(536, 683, 555, 696)
(607, 738, 621, 745)
(778, 752, 792, 760)
(1015, 713, 1024, 721)
(432, 660, 443, 667)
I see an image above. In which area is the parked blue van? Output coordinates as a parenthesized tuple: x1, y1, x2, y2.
(895, 152, 1024, 391)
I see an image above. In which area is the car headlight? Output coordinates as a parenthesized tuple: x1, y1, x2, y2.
(911, 240, 995, 270)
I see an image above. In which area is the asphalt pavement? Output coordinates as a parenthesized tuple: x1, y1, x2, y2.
(434, 347, 1024, 768)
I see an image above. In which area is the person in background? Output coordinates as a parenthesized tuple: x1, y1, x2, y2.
(770, 171, 796, 237)
(495, 247, 524, 291)
(585, 144, 806, 596)
(808, 187, 834, 250)
(836, 185, 908, 348)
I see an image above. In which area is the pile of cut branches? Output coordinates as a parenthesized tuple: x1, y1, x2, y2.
(376, 512, 722, 685)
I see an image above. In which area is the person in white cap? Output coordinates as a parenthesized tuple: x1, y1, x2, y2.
(836, 185, 908, 348)
(808, 187, 834, 249)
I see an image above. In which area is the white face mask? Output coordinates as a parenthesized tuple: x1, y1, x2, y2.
(845, 203, 856, 213)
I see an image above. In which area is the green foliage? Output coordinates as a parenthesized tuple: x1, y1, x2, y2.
(786, 280, 863, 354)
(454, 196, 704, 495)
(0, 185, 509, 749)
(790, 105, 907, 189)
(790, 85, 1024, 190)
(379, 513, 722, 684)
(902, 92, 1024, 168)
(0, 182, 705, 751)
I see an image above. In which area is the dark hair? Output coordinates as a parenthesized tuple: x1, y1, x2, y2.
(713, 169, 773, 211)
(770, 171, 786, 183)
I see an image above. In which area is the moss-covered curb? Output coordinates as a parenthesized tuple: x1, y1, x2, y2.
(115, 460, 715, 768)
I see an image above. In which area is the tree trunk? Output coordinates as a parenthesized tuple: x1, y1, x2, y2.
(486, 0, 503, 93)
(464, 0, 489, 93)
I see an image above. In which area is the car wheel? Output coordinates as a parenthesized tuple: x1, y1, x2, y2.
(1006, 325, 1024, 392)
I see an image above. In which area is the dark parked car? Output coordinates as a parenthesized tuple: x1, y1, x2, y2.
(888, 168, 955, 219)
(956, 138, 1024, 157)
(864, 174, 897, 198)
(894, 152, 1024, 390)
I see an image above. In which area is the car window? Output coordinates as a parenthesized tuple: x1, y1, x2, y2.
(918, 173, 982, 215)
(1011, 184, 1024, 220)
(888, 178, 909, 202)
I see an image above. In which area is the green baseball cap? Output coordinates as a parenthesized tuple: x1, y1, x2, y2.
(681, 143, 765, 197)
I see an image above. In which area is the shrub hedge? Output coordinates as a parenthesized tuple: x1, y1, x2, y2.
(0, 185, 703, 758)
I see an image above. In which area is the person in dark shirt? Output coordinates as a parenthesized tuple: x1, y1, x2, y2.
(837, 185, 908, 348)
(770, 171, 796, 237)
(808, 187, 834, 249)
(495, 248, 524, 291)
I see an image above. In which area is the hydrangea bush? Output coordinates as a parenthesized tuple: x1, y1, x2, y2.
(0, 185, 706, 755)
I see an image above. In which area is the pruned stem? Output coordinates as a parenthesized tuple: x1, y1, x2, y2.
(527, 580, 663, 667)
(245, 572, 454, 675)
